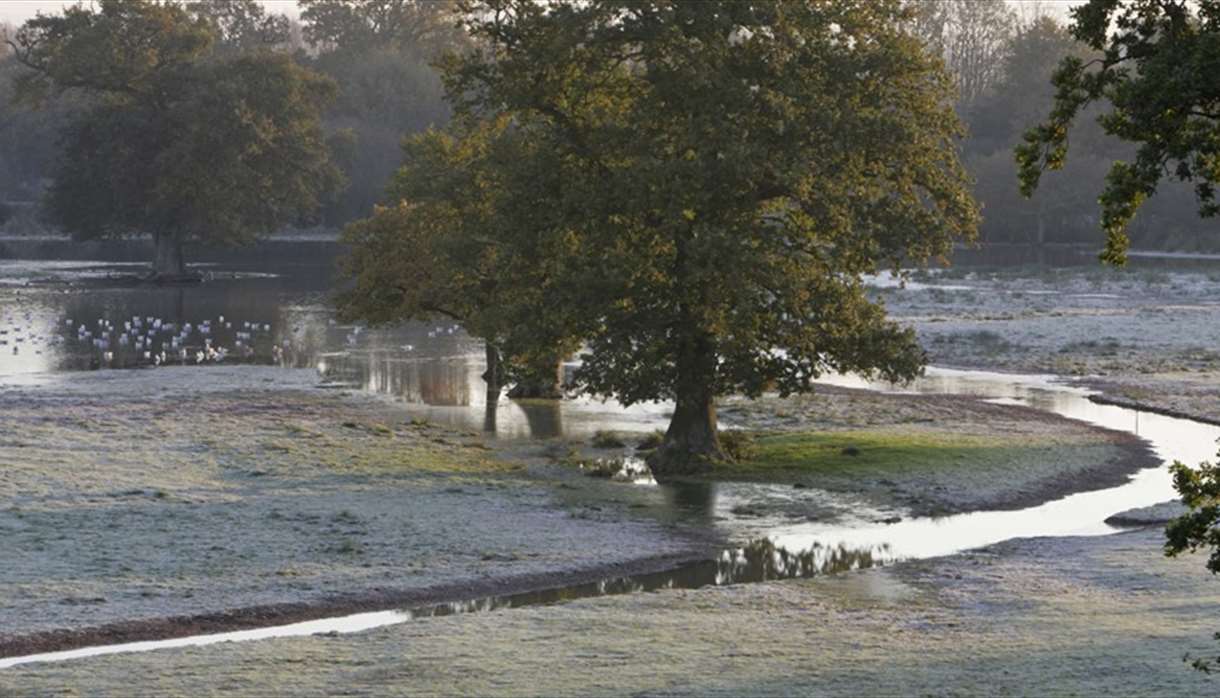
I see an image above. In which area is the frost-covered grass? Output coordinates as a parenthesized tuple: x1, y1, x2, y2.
(884, 265, 1220, 377)
(0, 367, 698, 639)
(5, 529, 1215, 697)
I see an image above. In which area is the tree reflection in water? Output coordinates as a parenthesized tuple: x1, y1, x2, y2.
(406, 538, 890, 620)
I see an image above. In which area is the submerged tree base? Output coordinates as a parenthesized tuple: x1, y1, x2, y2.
(645, 442, 727, 479)
(506, 358, 566, 400)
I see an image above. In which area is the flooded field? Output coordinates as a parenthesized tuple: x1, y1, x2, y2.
(5, 0, 1219, 692)
(2, 252, 1217, 679)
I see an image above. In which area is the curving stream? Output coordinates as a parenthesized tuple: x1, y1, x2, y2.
(4, 365, 1215, 670)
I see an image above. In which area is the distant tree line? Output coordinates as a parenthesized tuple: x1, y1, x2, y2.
(1, 0, 1212, 254)
(912, 0, 1211, 252)
(0, 0, 461, 235)
(5, 0, 341, 277)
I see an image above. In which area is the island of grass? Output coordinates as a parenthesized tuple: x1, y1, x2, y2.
(704, 386, 1156, 517)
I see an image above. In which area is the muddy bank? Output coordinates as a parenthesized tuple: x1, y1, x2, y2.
(1105, 500, 1189, 527)
(0, 549, 712, 660)
(4, 528, 1215, 696)
(713, 386, 1157, 517)
(1082, 372, 1220, 427)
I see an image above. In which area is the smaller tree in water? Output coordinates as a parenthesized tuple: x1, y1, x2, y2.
(338, 115, 584, 401)
(8, 0, 341, 280)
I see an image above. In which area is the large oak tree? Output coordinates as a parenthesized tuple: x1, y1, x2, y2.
(430, 0, 979, 475)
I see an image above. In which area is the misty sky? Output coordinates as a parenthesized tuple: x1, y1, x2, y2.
(0, 1, 1082, 28)
(0, 1, 301, 25)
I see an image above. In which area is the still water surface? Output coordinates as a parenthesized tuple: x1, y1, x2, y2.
(0, 258, 672, 439)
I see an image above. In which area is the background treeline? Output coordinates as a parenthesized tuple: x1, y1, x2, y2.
(0, 0, 462, 234)
(913, 0, 1211, 252)
(0, 0, 1212, 252)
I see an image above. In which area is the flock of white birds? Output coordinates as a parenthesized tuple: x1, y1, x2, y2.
(0, 311, 279, 367)
(0, 308, 468, 369)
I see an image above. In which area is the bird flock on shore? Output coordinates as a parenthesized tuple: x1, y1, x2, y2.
(2, 307, 467, 370)
(0, 310, 285, 368)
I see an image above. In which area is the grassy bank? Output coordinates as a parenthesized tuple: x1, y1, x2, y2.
(704, 388, 1156, 517)
(724, 429, 1032, 481)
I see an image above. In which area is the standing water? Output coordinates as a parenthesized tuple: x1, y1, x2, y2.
(1, 256, 1214, 667)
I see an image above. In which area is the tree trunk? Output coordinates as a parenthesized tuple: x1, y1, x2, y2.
(482, 399, 498, 433)
(646, 335, 727, 478)
(482, 342, 503, 403)
(482, 343, 503, 432)
(519, 399, 563, 439)
(646, 386, 726, 478)
(152, 231, 185, 279)
(506, 355, 565, 399)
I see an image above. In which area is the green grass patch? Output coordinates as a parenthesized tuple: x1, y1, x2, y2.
(714, 429, 1024, 481)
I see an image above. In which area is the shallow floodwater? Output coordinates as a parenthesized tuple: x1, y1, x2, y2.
(0, 257, 674, 440)
(2, 255, 1217, 668)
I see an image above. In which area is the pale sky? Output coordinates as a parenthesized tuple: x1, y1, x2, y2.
(0, 0, 1088, 30)
(0, 1, 301, 26)
(0, 1, 1084, 27)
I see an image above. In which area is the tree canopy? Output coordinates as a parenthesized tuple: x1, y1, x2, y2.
(338, 112, 585, 399)
(1016, 0, 1220, 264)
(342, 0, 979, 474)
(185, 0, 294, 53)
(7, 0, 341, 277)
(300, 0, 465, 56)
